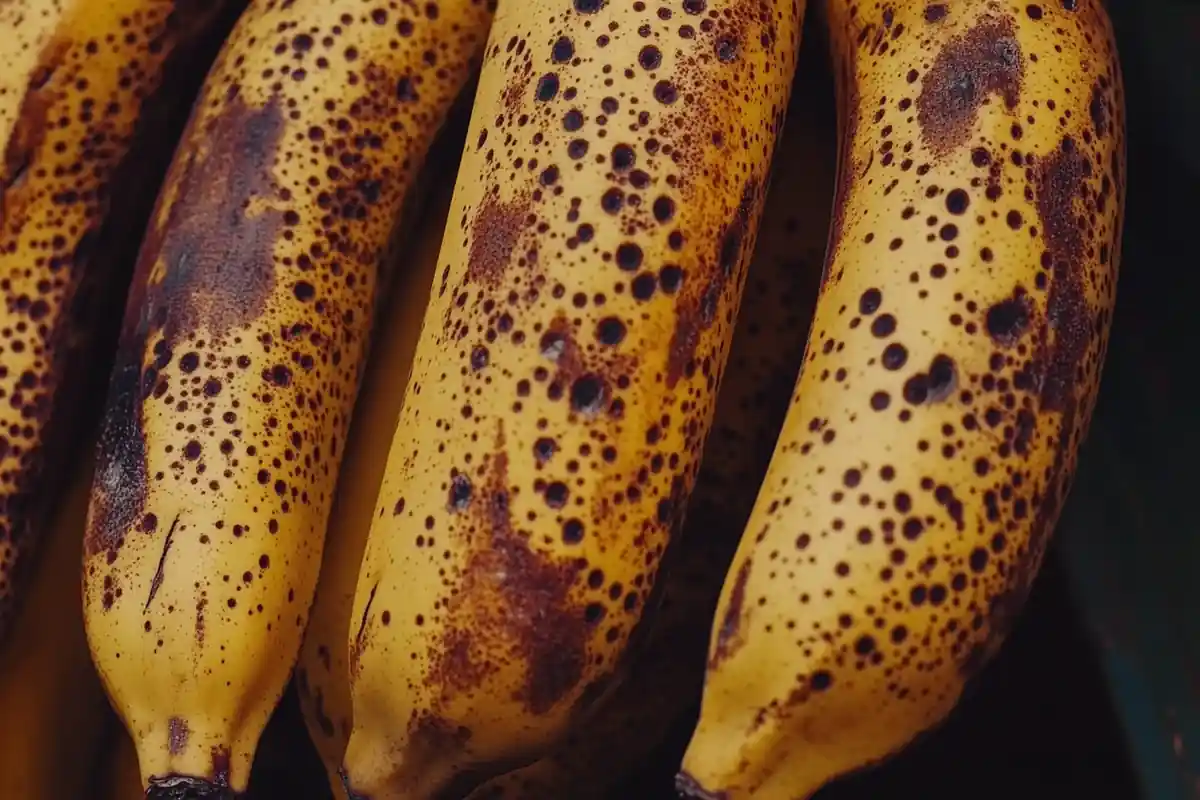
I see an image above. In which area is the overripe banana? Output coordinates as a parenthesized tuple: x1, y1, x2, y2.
(341, 0, 805, 795)
(82, 0, 495, 795)
(677, 1, 1126, 798)
(468, 62, 836, 800)
(296, 175, 457, 796)
(0, 449, 109, 799)
(0, 0, 241, 643)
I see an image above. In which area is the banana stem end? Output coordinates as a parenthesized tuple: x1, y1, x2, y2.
(674, 771, 726, 800)
(145, 775, 237, 800)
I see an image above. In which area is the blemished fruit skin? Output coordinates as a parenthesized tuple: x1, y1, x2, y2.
(296, 177, 457, 798)
(676, 1, 1126, 798)
(340, 0, 807, 794)
(467, 64, 836, 800)
(0, 450, 109, 800)
(0, 0, 243, 644)
(81, 0, 496, 795)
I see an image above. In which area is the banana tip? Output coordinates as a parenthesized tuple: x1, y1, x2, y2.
(674, 771, 726, 800)
(338, 767, 370, 800)
(145, 776, 236, 800)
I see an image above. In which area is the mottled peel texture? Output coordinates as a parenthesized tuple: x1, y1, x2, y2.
(82, 0, 493, 793)
(468, 48, 836, 799)
(680, 1, 1125, 798)
(342, 0, 806, 795)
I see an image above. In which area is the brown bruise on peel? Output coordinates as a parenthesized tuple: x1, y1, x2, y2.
(88, 91, 287, 571)
(688, 0, 1123, 791)
(348, 0, 802, 789)
(0, 2, 237, 641)
(81, 0, 494, 790)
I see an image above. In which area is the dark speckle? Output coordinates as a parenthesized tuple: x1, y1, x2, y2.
(467, 192, 530, 287)
(924, 4, 948, 22)
(985, 292, 1032, 346)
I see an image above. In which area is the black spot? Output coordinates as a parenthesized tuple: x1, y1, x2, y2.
(562, 518, 585, 543)
(882, 343, 908, 370)
(448, 474, 472, 511)
(601, 187, 624, 213)
(653, 81, 678, 104)
(552, 37, 575, 63)
(536, 73, 560, 101)
(652, 196, 675, 222)
(596, 317, 626, 345)
(985, 293, 1031, 346)
(569, 374, 606, 414)
(638, 45, 662, 70)
(631, 273, 656, 301)
(611, 144, 635, 171)
(871, 314, 896, 338)
(859, 288, 882, 314)
(945, 188, 969, 214)
(615, 243, 643, 271)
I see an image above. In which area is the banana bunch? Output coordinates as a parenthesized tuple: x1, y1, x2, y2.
(0, 0, 1126, 796)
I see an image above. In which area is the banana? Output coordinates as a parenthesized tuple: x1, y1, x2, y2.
(677, 1, 1126, 798)
(468, 61, 836, 800)
(0, 0, 242, 644)
(81, 0, 495, 795)
(341, 0, 806, 795)
(0, 449, 108, 800)
(296, 173, 457, 796)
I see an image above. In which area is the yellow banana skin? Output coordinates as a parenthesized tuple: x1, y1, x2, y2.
(296, 178, 456, 797)
(0, 0, 241, 643)
(341, 0, 806, 794)
(469, 67, 835, 800)
(82, 0, 495, 795)
(677, 1, 1126, 798)
(0, 451, 108, 800)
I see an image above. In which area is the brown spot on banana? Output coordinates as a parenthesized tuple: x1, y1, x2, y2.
(88, 91, 289, 567)
(0, 1, 242, 643)
(81, 0, 495, 795)
(341, 0, 805, 794)
(916, 15, 1024, 157)
(167, 716, 190, 756)
(679, 1, 1125, 798)
(709, 555, 753, 669)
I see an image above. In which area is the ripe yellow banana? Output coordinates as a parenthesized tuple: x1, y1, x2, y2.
(0, 0, 241, 643)
(82, 0, 495, 795)
(341, 0, 806, 795)
(469, 66, 836, 800)
(296, 176, 456, 796)
(677, 1, 1126, 798)
(0, 449, 109, 799)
